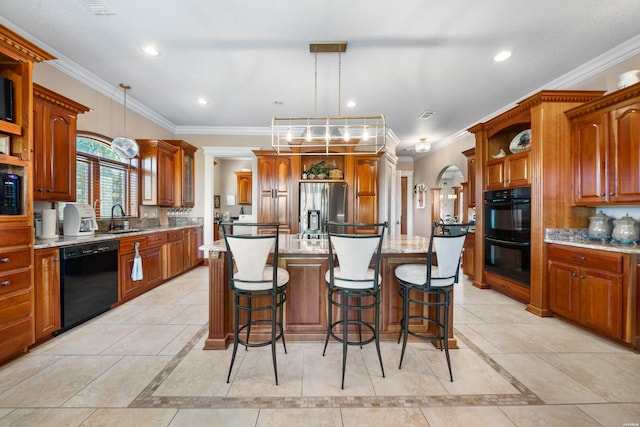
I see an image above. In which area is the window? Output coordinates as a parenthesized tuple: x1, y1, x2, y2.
(74, 132, 138, 218)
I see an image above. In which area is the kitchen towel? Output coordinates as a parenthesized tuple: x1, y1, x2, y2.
(131, 242, 143, 281)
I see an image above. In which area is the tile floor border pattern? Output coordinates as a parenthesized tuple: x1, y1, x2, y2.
(129, 324, 544, 409)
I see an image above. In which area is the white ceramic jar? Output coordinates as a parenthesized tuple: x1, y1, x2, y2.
(587, 211, 612, 239)
(612, 214, 639, 243)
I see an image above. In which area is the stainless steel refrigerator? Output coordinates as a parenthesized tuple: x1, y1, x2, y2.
(299, 182, 347, 237)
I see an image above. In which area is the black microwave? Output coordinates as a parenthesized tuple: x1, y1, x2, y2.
(0, 172, 20, 215)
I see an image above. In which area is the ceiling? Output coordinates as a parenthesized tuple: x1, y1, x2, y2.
(1, 0, 640, 157)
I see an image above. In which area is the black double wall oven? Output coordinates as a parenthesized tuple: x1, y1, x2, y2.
(483, 187, 531, 286)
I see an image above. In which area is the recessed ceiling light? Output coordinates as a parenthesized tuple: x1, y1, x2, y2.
(197, 98, 209, 105)
(142, 45, 160, 56)
(346, 100, 357, 108)
(494, 50, 512, 62)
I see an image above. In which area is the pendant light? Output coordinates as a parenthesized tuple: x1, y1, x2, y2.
(111, 83, 139, 159)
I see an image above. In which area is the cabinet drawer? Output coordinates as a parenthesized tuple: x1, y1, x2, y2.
(548, 245, 624, 274)
(0, 227, 31, 247)
(0, 287, 31, 325)
(0, 248, 30, 272)
(119, 236, 147, 255)
(0, 316, 33, 362)
(0, 269, 31, 296)
(146, 232, 168, 247)
(167, 230, 183, 242)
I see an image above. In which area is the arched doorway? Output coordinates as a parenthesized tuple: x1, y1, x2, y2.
(434, 165, 464, 223)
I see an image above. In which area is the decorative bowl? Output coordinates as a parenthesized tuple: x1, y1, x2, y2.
(509, 129, 531, 153)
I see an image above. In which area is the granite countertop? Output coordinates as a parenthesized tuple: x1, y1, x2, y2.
(34, 224, 202, 250)
(545, 228, 640, 255)
(200, 234, 432, 255)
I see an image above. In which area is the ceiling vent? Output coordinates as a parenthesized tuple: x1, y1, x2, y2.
(79, 0, 116, 15)
(418, 110, 435, 120)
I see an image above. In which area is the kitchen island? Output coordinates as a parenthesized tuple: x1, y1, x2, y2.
(201, 234, 459, 350)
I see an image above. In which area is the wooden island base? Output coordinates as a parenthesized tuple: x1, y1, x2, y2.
(202, 235, 458, 351)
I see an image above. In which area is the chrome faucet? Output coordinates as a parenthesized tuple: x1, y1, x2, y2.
(109, 204, 125, 231)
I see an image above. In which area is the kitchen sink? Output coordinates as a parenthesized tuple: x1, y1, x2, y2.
(104, 228, 142, 234)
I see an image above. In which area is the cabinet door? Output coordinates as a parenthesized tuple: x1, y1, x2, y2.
(165, 239, 185, 278)
(610, 104, 640, 203)
(548, 260, 580, 321)
(571, 112, 608, 204)
(182, 149, 195, 207)
(506, 151, 530, 187)
(467, 154, 476, 207)
(354, 158, 378, 232)
(235, 172, 252, 205)
(33, 102, 77, 201)
(486, 158, 505, 190)
(158, 148, 176, 207)
(257, 156, 291, 231)
(580, 268, 623, 339)
(143, 246, 164, 287)
(34, 248, 61, 340)
(119, 252, 146, 300)
(282, 256, 328, 335)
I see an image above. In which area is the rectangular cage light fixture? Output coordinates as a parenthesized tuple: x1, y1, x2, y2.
(271, 114, 386, 155)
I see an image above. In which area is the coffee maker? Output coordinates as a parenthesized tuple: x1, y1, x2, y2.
(63, 203, 99, 236)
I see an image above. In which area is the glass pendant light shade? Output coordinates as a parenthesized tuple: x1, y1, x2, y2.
(111, 83, 139, 159)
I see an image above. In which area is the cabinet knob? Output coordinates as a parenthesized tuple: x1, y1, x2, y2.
(571, 273, 578, 277)
(600, 193, 606, 197)
(609, 192, 615, 196)
(572, 255, 587, 261)
(580, 275, 586, 279)
(1, 281, 9, 286)
(0, 257, 9, 263)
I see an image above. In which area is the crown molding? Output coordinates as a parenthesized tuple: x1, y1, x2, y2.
(176, 126, 271, 136)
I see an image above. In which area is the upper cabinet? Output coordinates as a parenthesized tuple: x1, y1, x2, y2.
(461, 148, 476, 208)
(165, 139, 197, 207)
(138, 139, 179, 207)
(566, 82, 640, 205)
(33, 84, 89, 202)
(353, 156, 379, 233)
(235, 171, 252, 205)
(255, 152, 291, 233)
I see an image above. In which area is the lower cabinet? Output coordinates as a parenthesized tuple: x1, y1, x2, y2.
(33, 247, 61, 341)
(164, 230, 185, 279)
(547, 244, 629, 342)
(184, 226, 204, 269)
(119, 234, 165, 302)
(462, 232, 475, 279)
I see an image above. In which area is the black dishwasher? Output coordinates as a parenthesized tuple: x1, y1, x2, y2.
(56, 240, 119, 335)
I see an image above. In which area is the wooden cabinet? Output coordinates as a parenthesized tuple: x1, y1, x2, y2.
(353, 156, 379, 233)
(138, 139, 179, 207)
(462, 148, 476, 208)
(0, 227, 34, 362)
(164, 230, 185, 279)
(184, 226, 204, 269)
(469, 90, 604, 312)
(485, 150, 530, 190)
(166, 140, 197, 207)
(462, 232, 475, 279)
(280, 255, 329, 338)
(256, 153, 292, 233)
(567, 85, 640, 205)
(0, 28, 54, 364)
(548, 244, 629, 341)
(118, 233, 165, 302)
(33, 247, 60, 341)
(235, 171, 252, 205)
(32, 85, 89, 202)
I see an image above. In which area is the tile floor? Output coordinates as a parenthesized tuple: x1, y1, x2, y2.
(0, 266, 638, 426)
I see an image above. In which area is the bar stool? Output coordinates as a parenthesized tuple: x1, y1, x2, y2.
(322, 221, 387, 389)
(220, 222, 289, 385)
(394, 221, 470, 381)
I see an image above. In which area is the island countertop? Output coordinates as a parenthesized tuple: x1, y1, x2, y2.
(200, 234, 431, 255)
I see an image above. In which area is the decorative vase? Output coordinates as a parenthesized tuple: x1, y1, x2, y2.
(612, 214, 639, 243)
(587, 211, 612, 239)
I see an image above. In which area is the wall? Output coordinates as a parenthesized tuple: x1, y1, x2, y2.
(407, 133, 474, 237)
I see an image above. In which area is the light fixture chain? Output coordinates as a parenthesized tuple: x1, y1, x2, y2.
(314, 52, 318, 116)
(338, 52, 342, 117)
